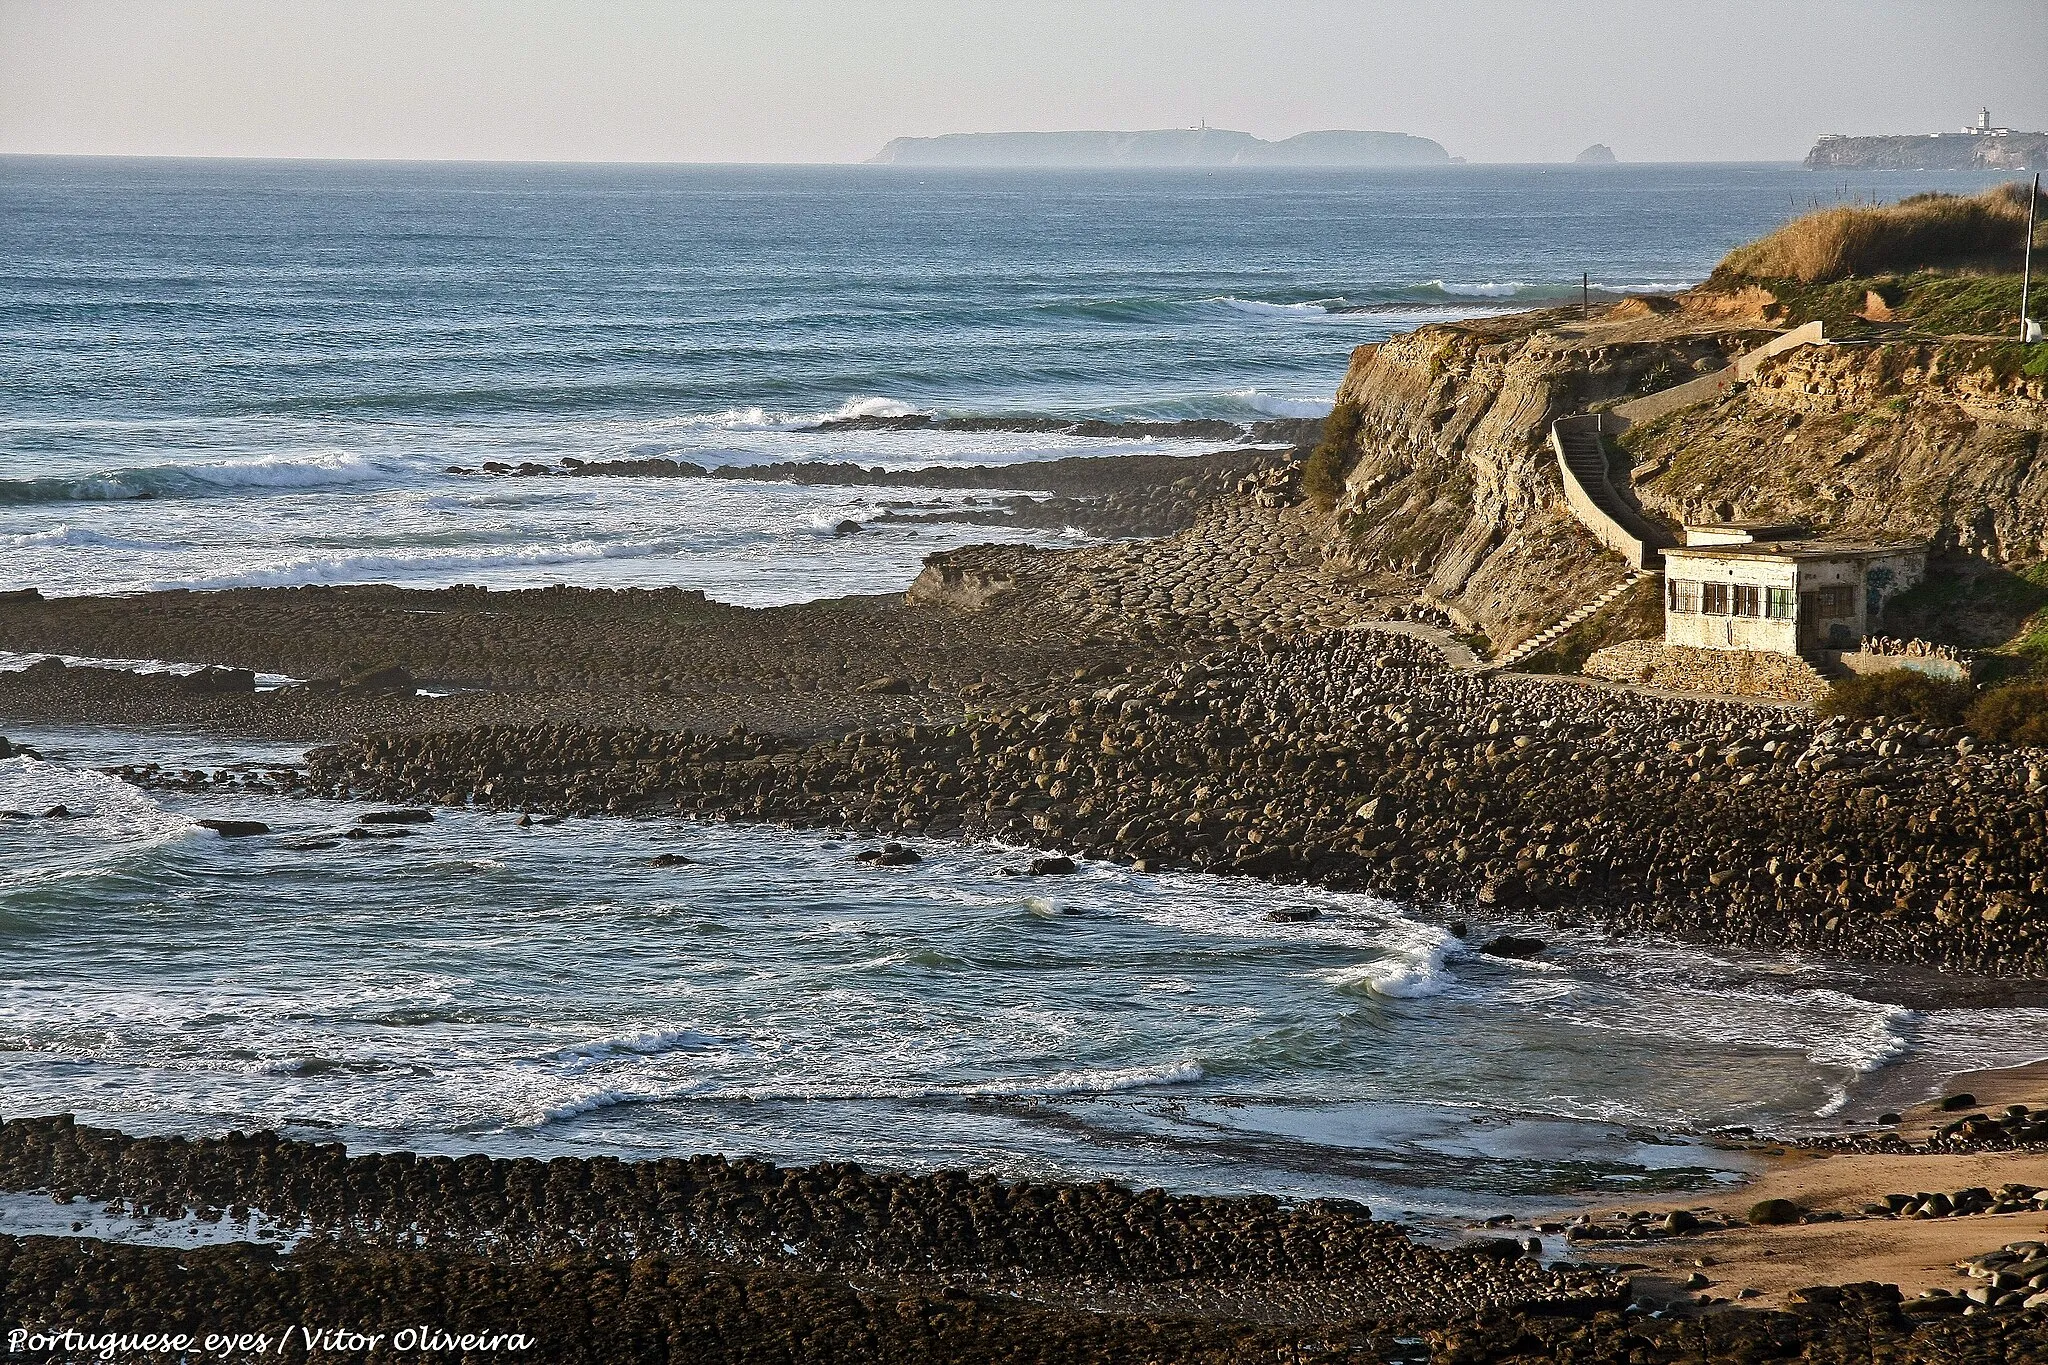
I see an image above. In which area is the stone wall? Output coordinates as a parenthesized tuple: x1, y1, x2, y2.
(1583, 639, 1830, 705)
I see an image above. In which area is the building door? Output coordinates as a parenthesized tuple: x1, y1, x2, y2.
(1797, 593, 1819, 655)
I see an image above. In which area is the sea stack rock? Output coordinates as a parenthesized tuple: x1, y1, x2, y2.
(1575, 144, 1618, 164)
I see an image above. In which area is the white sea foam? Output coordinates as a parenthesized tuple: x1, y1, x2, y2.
(1223, 388, 1333, 418)
(963, 1059, 1204, 1098)
(174, 450, 380, 489)
(1, 525, 177, 551)
(727, 1058, 1208, 1105)
(146, 537, 688, 591)
(532, 1083, 711, 1125)
(0, 756, 199, 848)
(824, 395, 921, 422)
(552, 1028, 741, 1067)
(1324, 929, 1458, 1000)
(1800, 995, 1916, 1073)
(1427, 280, 1530, 297)
(1210, 296, 1342, 317)
(651, 395, 925, 433)
(528, 1059, 1206, 1125)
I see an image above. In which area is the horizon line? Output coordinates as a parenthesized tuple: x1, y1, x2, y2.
(0, 151, 1823, 170)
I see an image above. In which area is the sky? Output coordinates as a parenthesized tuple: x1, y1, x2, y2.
(1, 0, 2043, 165)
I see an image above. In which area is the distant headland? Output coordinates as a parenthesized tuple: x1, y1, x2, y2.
(867, 127, 1451, 168)
(1806, 107, 2046, 171)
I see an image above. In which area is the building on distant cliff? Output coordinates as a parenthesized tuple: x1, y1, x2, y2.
(1661, 528, 1925, 657)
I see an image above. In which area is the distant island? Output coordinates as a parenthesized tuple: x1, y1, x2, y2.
(867, 127, 1451, 168)
(1806, 108, 2046, 171)
(1574, 144, 1617, 165)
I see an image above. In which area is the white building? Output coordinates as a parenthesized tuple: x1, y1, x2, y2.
(1662, 530, 1926, 657)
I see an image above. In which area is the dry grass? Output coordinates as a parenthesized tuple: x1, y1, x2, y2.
(1713, 182, 2046, 285)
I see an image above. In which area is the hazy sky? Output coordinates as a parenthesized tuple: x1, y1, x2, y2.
(2, 0, 2043, 164)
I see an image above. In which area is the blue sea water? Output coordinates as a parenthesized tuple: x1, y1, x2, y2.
(0, 159, 2015, 600)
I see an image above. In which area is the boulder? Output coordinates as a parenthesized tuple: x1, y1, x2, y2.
(179, 667, 256, 694)
(198, 819, 270, 837)
(1747, 1198, 1804, 1226)
(359, 809, 434, 825)
(342, 664, 415, 693)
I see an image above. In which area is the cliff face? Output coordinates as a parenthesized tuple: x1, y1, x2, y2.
(1323, 310, 2048, 652)
(1323, 314, 1746, 648)
(1805, 133, 2048, 172)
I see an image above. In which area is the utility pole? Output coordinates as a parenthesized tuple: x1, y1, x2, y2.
(1582, 272, 1590, 320)
(2024, 172, 2040, 342)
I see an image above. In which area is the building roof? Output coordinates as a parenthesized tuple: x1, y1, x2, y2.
(1680, 521, 1811, 546)
(1664, 539, 1925, 563)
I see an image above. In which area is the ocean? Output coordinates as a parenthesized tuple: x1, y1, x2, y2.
(0, 159, 2014, 602)
(7, 724, 2047, 1226)
(1, 159, 2037, 1223)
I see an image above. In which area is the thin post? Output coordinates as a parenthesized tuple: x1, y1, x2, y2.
(1582, 271, 1589, 320)
(2023, 172, 2039, 341)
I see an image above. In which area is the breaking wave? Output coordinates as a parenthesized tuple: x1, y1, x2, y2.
(528, 1060, 1206, 1127)
(1208, 296, 1346, 317)
(1425, 279, 1530, 298)
(144, 537, 695, 590)
(0, 451, 382, 504)
(0, 756, 200, 851)
(552, 1028, 744, 1068)
(1, 525, 180, 551)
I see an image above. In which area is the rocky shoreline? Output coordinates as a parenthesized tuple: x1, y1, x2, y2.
(0, 1117, 1614, 1316)
(3, 1116, 2048, 1363)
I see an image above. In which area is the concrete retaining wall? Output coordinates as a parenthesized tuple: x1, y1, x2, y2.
(1734, 321, 1826, 380)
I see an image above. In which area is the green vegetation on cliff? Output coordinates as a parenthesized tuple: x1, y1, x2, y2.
(1301, 401, 1361, 510)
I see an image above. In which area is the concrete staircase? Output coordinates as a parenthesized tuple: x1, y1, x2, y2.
(1482, 572, 1651, 673)
(1551, 414, 1675, 571)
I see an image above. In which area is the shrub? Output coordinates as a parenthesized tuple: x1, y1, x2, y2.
(1817, 670, 1974, 726)
(1713, 183, 2045, 285)
(1966, 680, 2048, 747)
(1302, 402, 1363, 512)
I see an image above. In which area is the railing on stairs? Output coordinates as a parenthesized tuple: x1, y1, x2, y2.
(1550, 414, 1674, 571)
